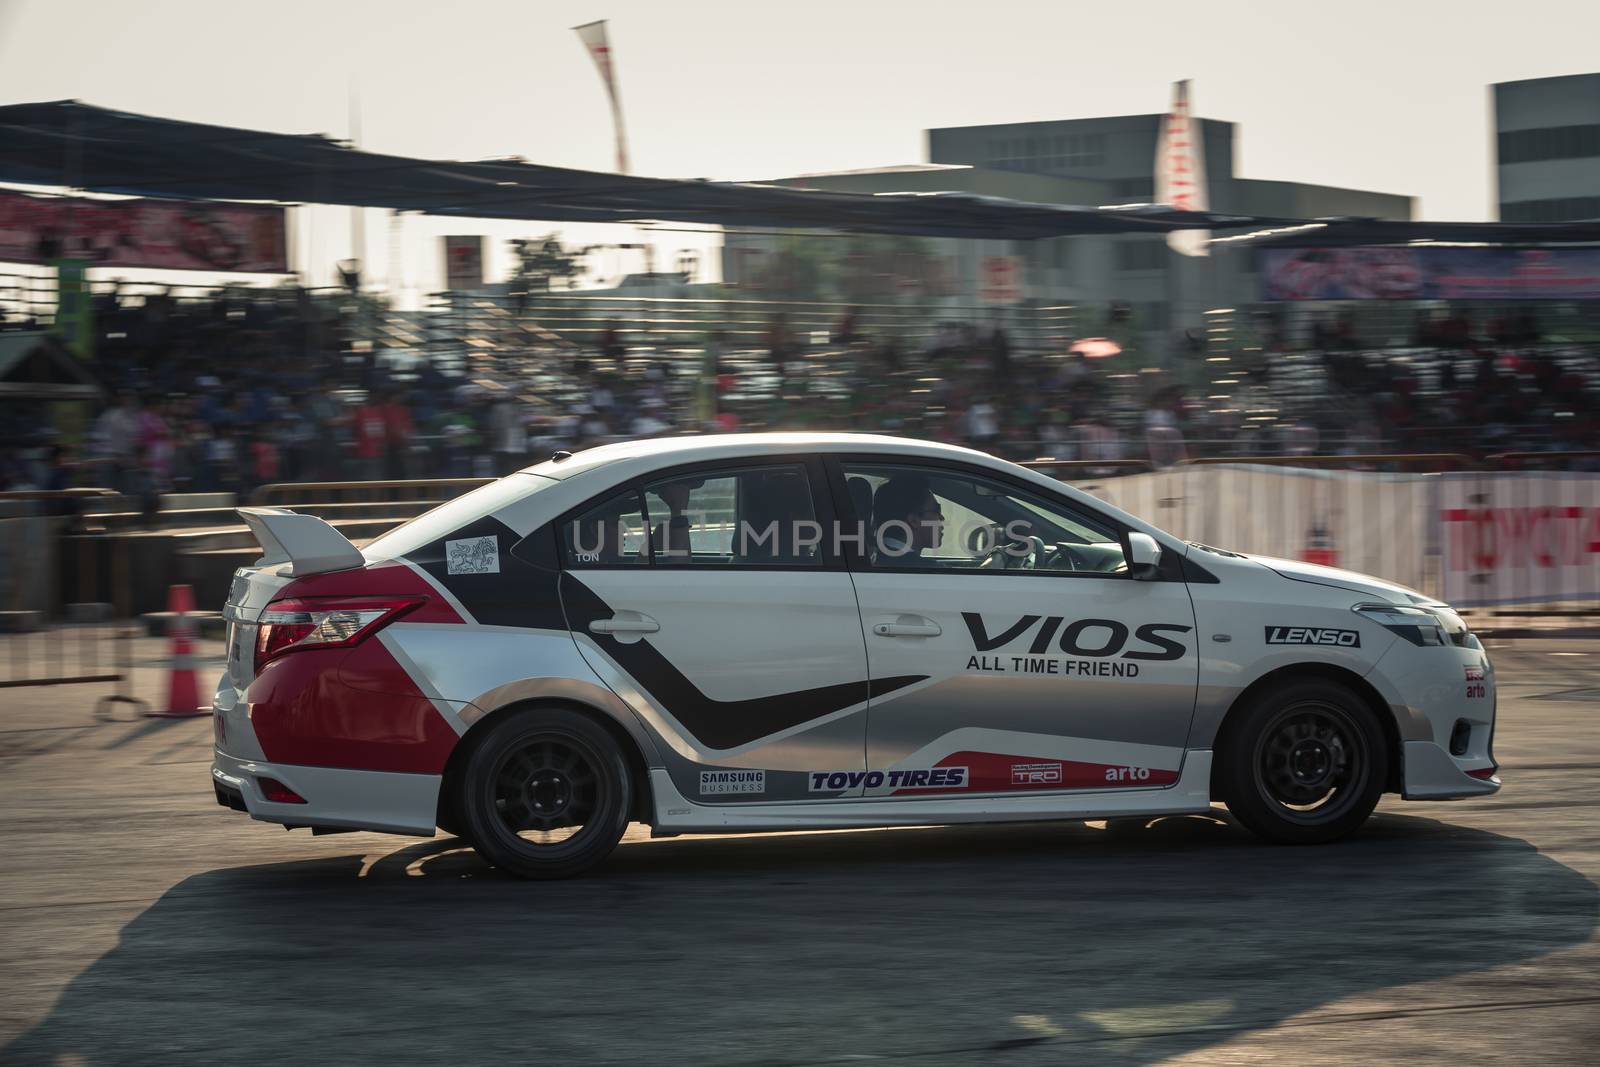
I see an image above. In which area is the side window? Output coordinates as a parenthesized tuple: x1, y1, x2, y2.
(562, 490, 649, 567)
(644, 464, 822, 567)
(842, 463, 1126, 575)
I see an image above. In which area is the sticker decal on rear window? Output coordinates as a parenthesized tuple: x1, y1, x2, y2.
(446, 535, 500, 575)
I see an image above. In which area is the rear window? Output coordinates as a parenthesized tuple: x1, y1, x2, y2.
(362, 474, 556, 560)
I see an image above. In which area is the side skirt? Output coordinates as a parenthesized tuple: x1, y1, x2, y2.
(648, 751, 1214, 835)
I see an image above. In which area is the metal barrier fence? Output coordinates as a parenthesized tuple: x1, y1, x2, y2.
(0, 620, 148, 719)
(428, 289, 1080, 362)
(250, 477, 496, 507)
(1180, 453, 1478, 472)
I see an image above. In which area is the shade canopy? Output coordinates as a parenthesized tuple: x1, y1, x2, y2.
(1216, 218, 1600, 247)
(0, 100, 1282, 239)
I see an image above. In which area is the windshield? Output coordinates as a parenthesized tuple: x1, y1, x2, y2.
(362, 474, 557, 560)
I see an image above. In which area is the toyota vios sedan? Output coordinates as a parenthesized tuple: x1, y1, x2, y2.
(213, 433, 1498, 878)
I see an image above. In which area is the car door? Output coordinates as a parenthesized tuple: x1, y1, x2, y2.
(826, 456, 1199, 800)
(558, 455, 878, 804)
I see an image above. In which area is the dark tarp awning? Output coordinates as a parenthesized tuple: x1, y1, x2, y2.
(5, 101, 1596, 246)
(0, 100, 1284, 240)
(1216, 217, 1600, 247)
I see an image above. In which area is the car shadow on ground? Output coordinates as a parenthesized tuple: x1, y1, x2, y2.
(7, 813, 1596, 1066)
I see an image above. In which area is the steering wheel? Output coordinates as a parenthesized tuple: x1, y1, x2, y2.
(967, 524, 1008, 569)
(968, 525, 1043, 570)
(1050, 543, 1090, 571)
(1038, 543, 1071, 571)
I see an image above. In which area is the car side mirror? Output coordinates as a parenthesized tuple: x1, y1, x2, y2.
(1128, 532, 1162, 580)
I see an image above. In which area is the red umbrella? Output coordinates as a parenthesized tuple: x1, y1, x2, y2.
(1069, 337, 1122, 359)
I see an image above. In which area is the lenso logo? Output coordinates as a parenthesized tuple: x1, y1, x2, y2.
(1264, 626, 1361, 647)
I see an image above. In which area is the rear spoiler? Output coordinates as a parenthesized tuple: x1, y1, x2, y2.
(237, 507, 366, 576)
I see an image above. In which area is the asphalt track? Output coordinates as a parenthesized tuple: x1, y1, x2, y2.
(1, 636, 1597, 1065)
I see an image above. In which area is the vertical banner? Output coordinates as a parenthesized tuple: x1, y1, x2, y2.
(978, 254, 1024, 304)
(52, 258, 94, 360)
(1154, 79, 1209, 257)
(442, 236, 484, 291)
(573, 20, 631, 174)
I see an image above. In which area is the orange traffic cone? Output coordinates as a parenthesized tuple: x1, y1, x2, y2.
(149, 584, 208, 718)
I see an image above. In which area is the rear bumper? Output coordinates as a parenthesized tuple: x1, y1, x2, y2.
(211, 746, 442, 837)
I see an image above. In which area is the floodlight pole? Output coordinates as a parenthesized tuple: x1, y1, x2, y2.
(349, 80, 365, 287)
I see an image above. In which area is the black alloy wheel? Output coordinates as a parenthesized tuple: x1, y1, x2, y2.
(1218, 678, 1388, 844)
(459, 707, 632, 879)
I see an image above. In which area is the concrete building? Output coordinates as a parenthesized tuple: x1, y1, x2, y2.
(722, 112, 1412, 357)
(1492, 73, 1600, 222)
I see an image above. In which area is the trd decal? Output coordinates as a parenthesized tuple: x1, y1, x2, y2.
(808, 767, 969, 792)
(962, 614, 1191, 661)
(1011, 762, 1062, 785)
(561, 574, 925, 750)
(1264, 626, 1361, 647)
(699, 770, 766, 795)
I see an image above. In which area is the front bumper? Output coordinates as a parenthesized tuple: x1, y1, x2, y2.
(1400, 740, 1500, 799)
(1369, 636, 1500, 800)
(211, 745, 443, 837)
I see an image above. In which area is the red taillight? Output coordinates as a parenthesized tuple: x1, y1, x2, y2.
(258, 777, 306, 804)
(254, 595, 424, 672)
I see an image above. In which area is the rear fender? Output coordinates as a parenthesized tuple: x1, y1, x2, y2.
(463, 675, 664, 767)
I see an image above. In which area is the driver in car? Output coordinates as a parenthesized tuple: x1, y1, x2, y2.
(871, 476, 944, 565)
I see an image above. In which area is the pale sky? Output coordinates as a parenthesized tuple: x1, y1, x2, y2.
(1, 0, 1597, 291)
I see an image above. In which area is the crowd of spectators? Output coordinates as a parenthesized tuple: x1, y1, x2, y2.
(2, 287, 1596, 503)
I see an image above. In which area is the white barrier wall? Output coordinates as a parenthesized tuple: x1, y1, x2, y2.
(1073, 465, 1600, 606)
(1076, 465, 1437, 595)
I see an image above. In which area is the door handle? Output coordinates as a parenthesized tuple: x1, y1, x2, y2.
(590, 614, 660, 635)
(872, 615, 941, 638)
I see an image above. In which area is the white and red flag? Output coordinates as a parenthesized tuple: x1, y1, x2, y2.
(1154, 79, 1209, 257)
(573, 20, 631, 174)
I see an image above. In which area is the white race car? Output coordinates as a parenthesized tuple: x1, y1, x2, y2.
(213, 434, 1498, 878)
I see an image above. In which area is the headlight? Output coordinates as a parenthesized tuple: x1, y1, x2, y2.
(1353, 602, 1447, 647)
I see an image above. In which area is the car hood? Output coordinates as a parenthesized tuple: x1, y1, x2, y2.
(1242, 553, 1439, 606)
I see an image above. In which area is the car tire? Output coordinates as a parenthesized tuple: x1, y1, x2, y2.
(1217, 678, 1388, 845)
(458, 706, 632, 879)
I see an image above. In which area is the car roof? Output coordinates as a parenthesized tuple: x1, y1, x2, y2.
(514, 432, 1181, 550)
(520, 433, 1001, 480)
